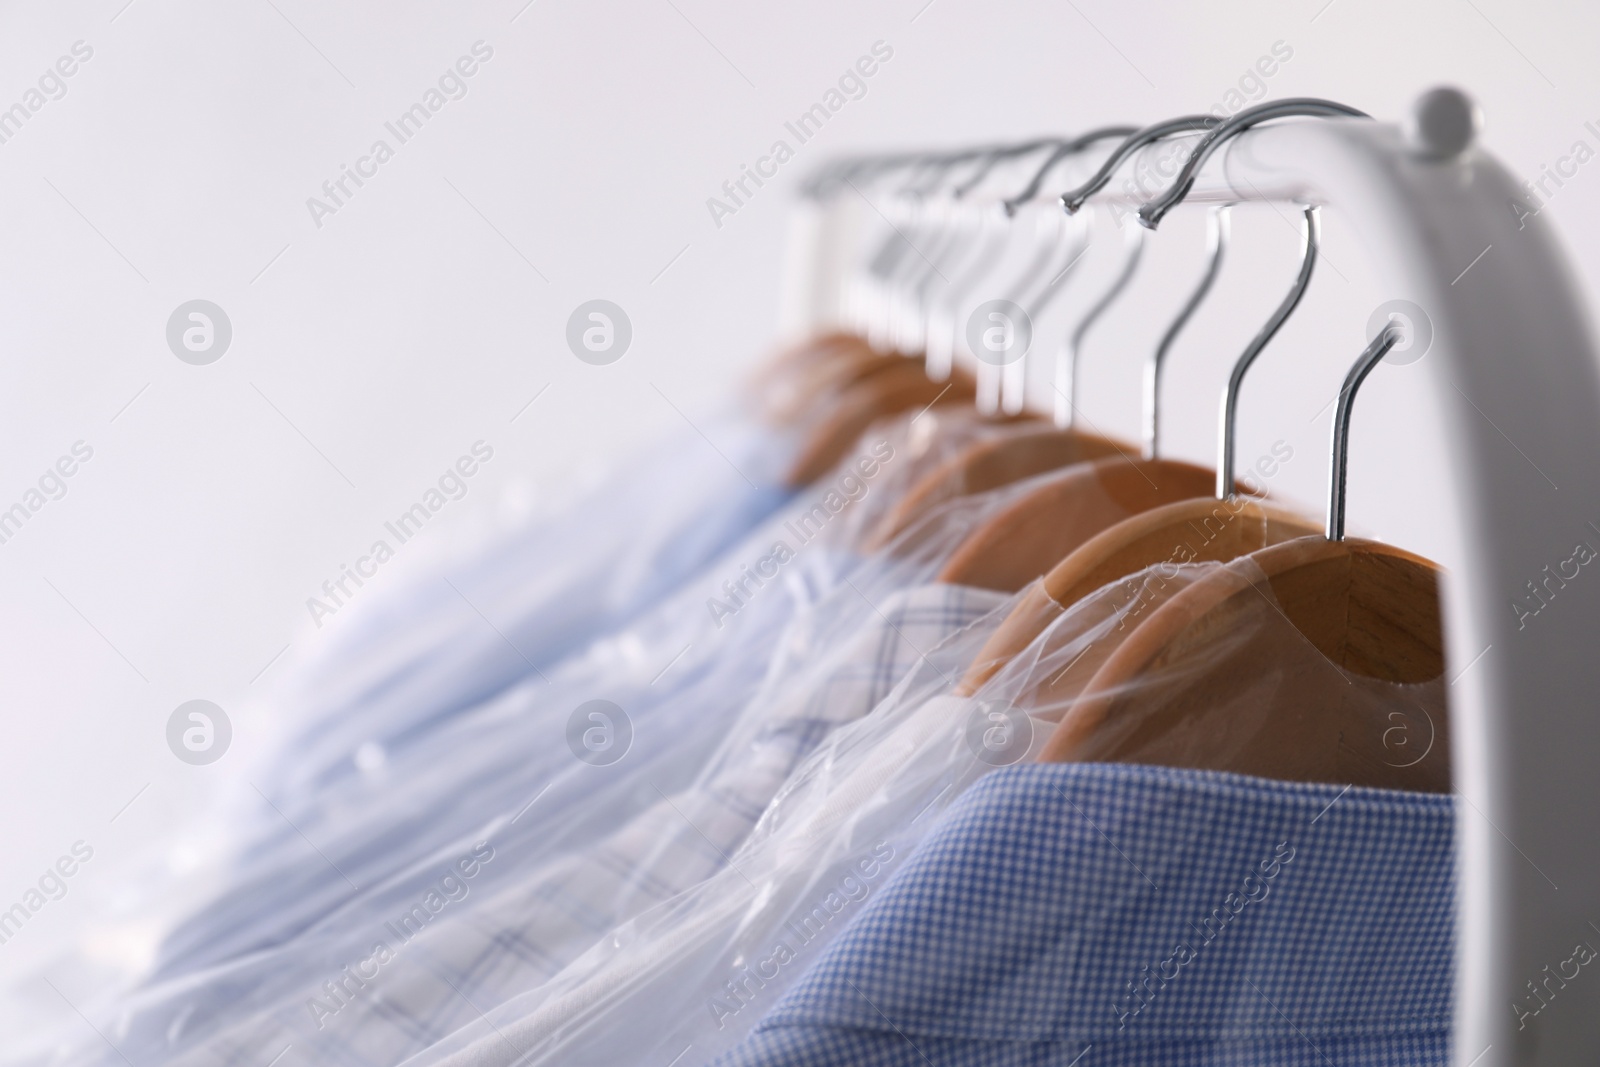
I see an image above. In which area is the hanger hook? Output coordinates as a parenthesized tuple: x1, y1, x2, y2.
(900, 144, 1013, 199)
(806, 146, 958, 199)
(1139, 98, 1369, 229)
(816, 152, 903, 197)
(1000, 126, 1140, 216)
(1056, 217, 1146, 429)
(1328, 321, 1404, 541)
(897, 153, 971, 199)
(950, 137, 1072, 200)
(884, 145, 1049, 356)
(1059, 115, 1222, 215)
(1217, 205, 1320, 499)
(1145, 205, 1231, 459)
(993, 210, 1094, 414)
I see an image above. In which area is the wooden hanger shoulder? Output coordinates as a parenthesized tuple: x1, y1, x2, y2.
(756, 335, 882, 425)
(1037, 535, 1449, 792)
(1043, 497, 1321, 607)
(757, 330, 865, 381)
(954, 497, 1318, 695)
(865, 426, 1119, 550)
(954, 581, 1063, 697)
(935, 456, 1214, 592)
(1244, 535, 1444, 684)
(784, 360, 976, 486)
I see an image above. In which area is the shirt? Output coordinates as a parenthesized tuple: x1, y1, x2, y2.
(396, 686, 1007, 1067)
(160, 584, 1009, 1067)
(261, 408, 798, 805)
(719, 762, 1454, 1066)
(140, 405, 1011, 986)
(402, 558, 1452, 1067)
(71, 437, 1036, 1067)
(269, 403, 1011, 806)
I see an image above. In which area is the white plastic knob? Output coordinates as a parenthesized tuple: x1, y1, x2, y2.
(1405, 86, 1482, 159)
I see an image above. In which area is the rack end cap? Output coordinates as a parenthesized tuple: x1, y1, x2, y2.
(1406, 86, 1481, 159)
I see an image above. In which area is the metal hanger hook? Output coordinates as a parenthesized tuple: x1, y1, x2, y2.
(1055, 217, 1146, 429)
(1216, 204, 1320, 499)
(1145, 204, 1231, 459)
(897, 143, 1013, 200)
(999, 126, 1139, 217)
(805, 144, 972, 200)
(1059, 115, 1222, 215)
(1139, 98, 1369, 229)
(947, 138, 1065, 200)
(1327, 321, 1404, 541)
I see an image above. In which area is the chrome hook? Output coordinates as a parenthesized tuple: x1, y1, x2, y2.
(951, 137, 1071, 200)
(1328, 322, 1404, 541)
(1145, 205, 1231, 459)
(1055, 218, 1146, 428)
(891, 142, 1073, 357)
(1000, 125, 1140, 216)
(1217, 205, 1320, 499)
(995, 127, 1136, 315)
(1059, 114, 1222, 215)
(926, 132, 1112, 382)
(1139, 99, 1368, 229)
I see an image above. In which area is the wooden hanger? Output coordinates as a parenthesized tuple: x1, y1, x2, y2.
(758, 329, 863, 379)
(936, 454, 1216, 591)
(951, 200, 1303, 686)
(1042, 496, 1318, 609)
(933, 207, 1252, 593)
(955, 496, 1319, 694)
(784, 358, 979, 486)
(1036, 320, 1451, 791)
(776, 151, 1021, 480)
(1036, 536, 1449, 791)
(752, 332, 880, 425)
(866, 423, 1120, 549)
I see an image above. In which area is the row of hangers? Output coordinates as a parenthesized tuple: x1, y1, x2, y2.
(750, 98, 1451, 793)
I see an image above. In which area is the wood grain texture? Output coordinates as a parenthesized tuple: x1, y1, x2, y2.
(865, 426, 1121, 551)
(935, 457, 1215, 591)
(1038, 536, 1450, 793)
(955, 497, 1317, 695)
(784, 360, 977, 486)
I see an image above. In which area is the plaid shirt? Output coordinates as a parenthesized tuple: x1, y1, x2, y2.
(719, 763, 1454, 1066)
(135, 583, 1006, 1067)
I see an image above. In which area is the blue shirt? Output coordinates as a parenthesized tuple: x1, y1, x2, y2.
(718, 763, 1454, 1066)
(91, 459, 1023, 1065)
(139, 412, 798, 981)
(261, 409, 796, 804)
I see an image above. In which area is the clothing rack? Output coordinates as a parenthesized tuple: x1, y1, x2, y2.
(785, 90, 1600, 1067)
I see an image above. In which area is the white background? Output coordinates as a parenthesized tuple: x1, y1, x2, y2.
(0, 0, 1595, 1005)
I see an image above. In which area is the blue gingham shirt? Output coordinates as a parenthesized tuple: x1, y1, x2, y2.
(717, 762, 1455, 1066)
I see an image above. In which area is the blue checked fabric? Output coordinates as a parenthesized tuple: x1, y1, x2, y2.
(141, 583, 1008, 1067)
(717, 762, 1455, 1067)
